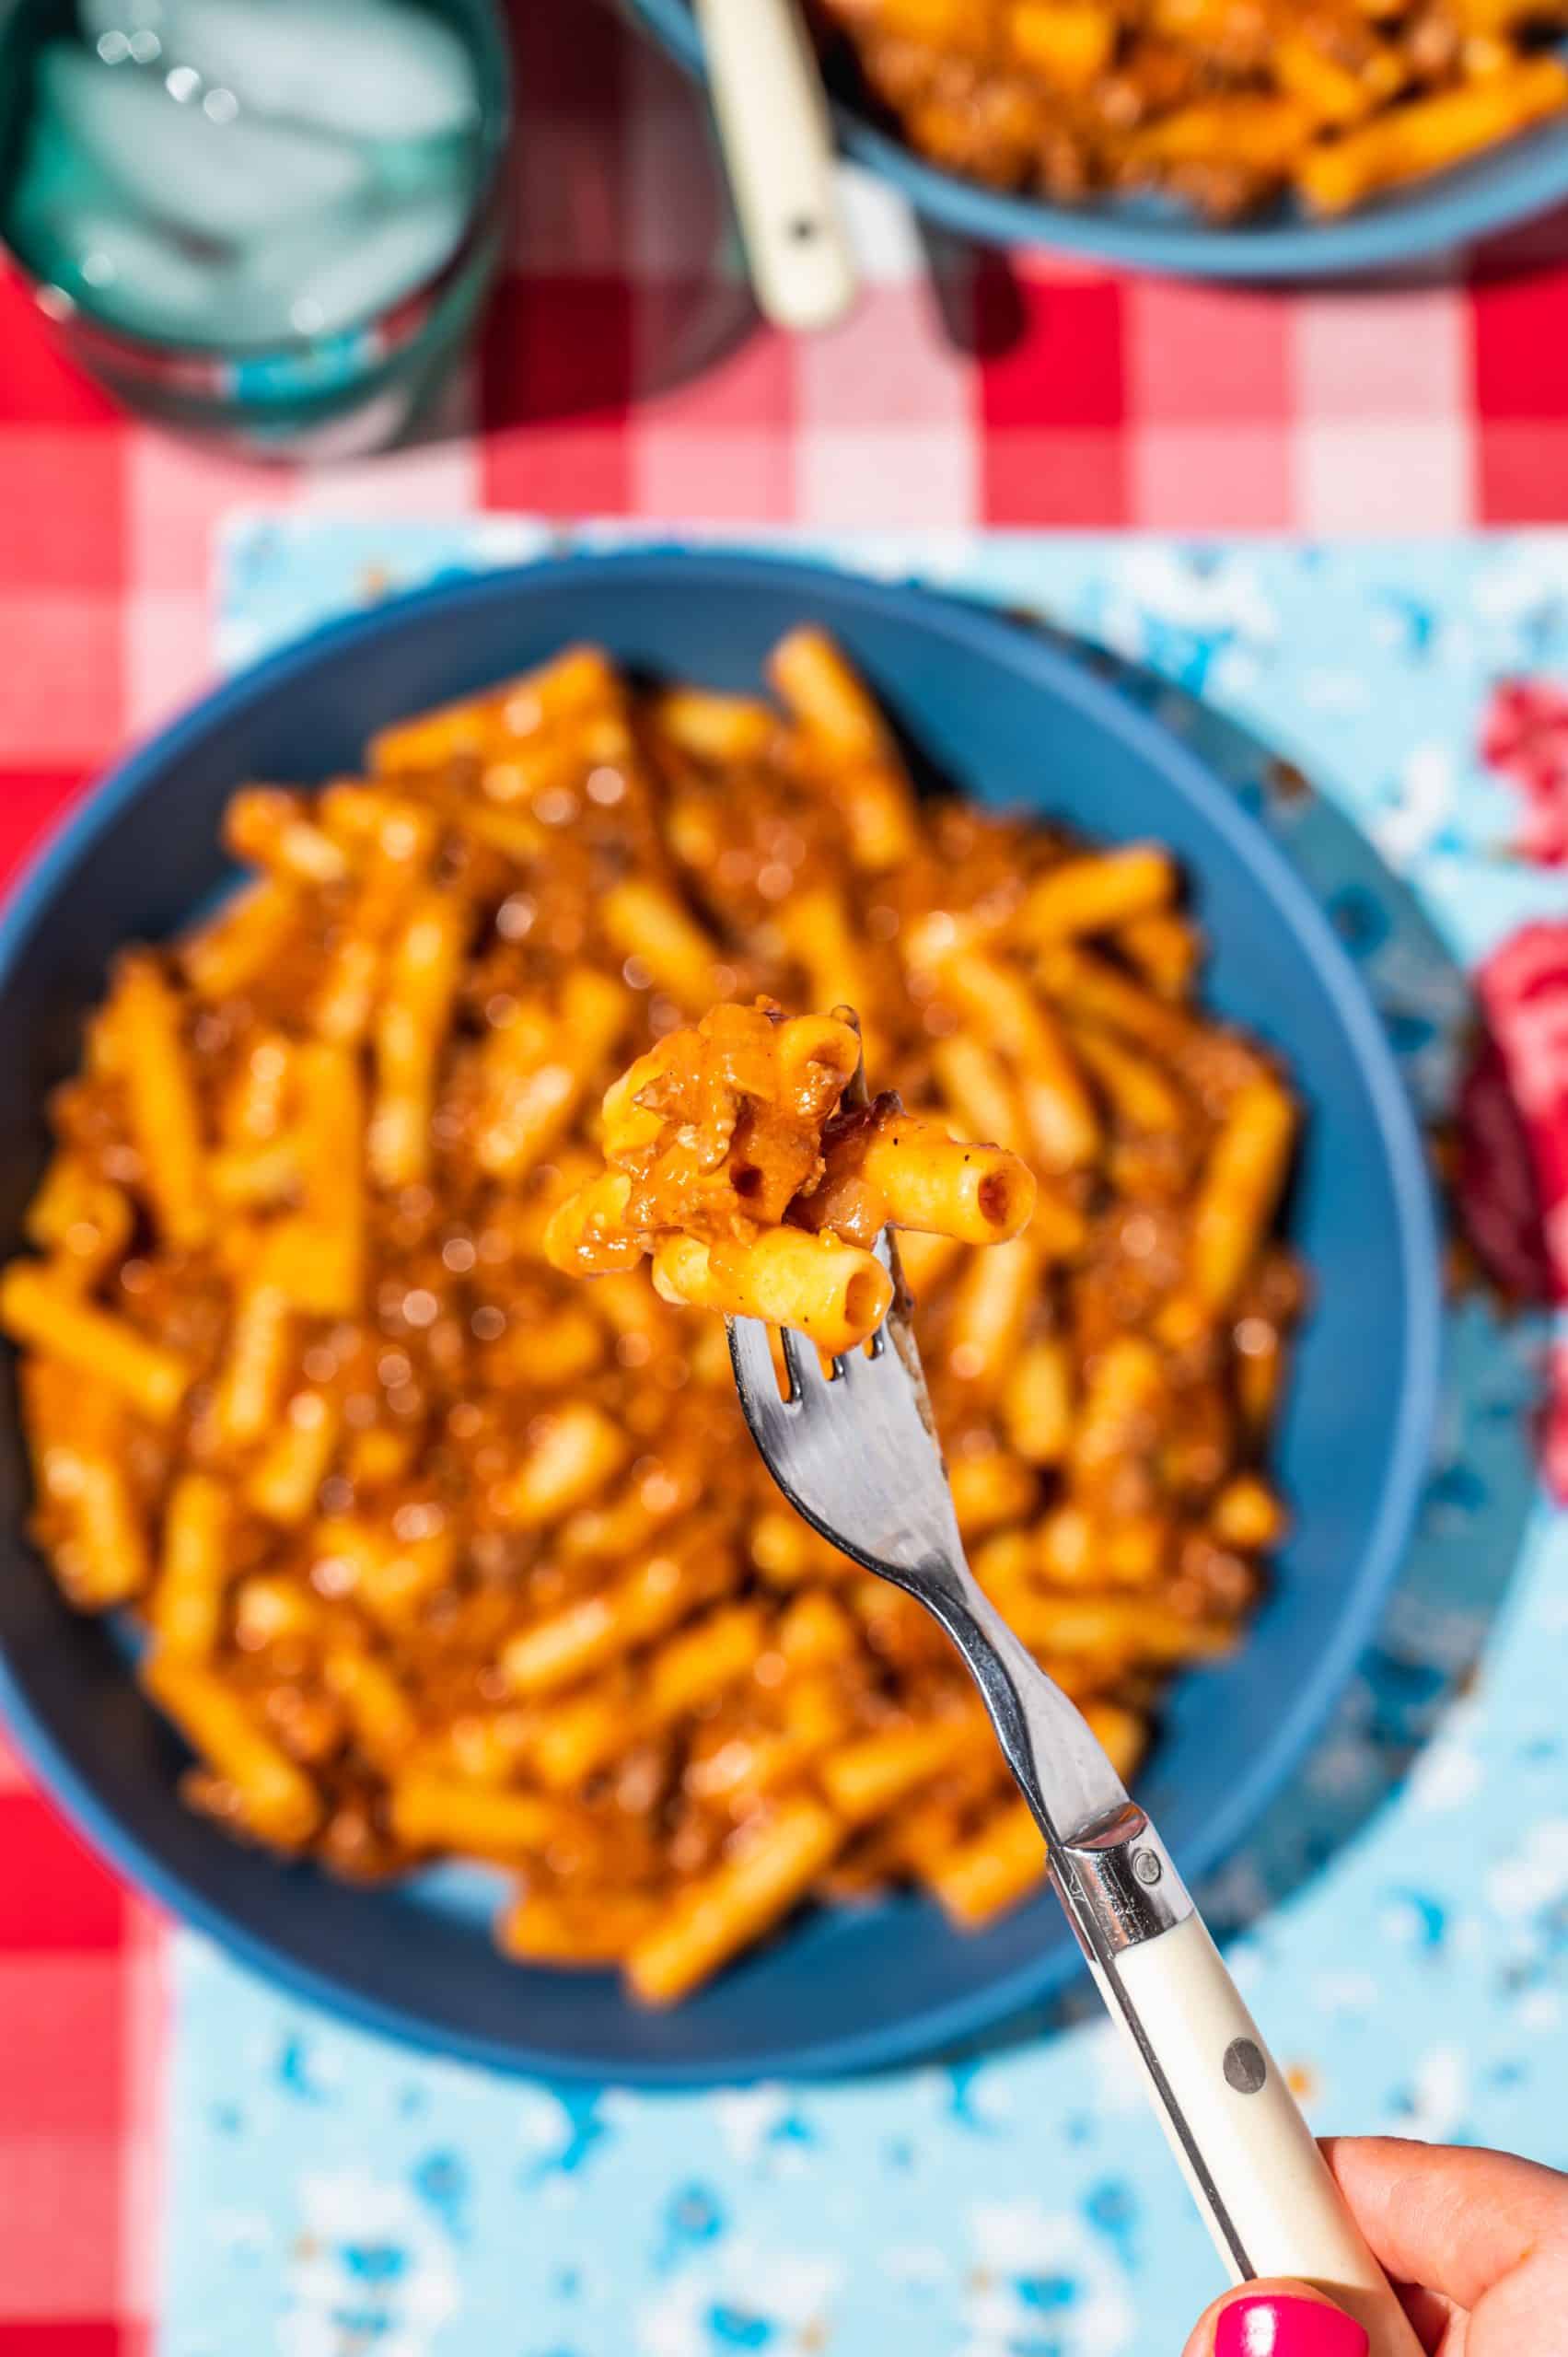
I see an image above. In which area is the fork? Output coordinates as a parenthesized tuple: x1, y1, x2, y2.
(692, 0, 858, 333)
(726, 1247, 1422, 2353)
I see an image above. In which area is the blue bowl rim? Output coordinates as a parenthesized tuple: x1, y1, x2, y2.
(627, 0, 1568, 280)
(0, 545, 1441, 2084)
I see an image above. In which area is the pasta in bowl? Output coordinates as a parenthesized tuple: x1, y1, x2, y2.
(0, 547, 1437, 2079)
(630, 0, 1568, 276)
(1, 625, 1304, 2011)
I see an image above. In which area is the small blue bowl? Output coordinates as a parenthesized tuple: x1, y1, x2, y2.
(630, 0, 1568, 279)
(0, 550, 1439, 2084)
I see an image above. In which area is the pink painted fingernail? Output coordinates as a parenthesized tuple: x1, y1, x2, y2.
(1214, 2293, 1370, 2357)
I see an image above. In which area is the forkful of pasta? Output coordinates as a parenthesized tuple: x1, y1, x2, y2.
(542, 998, 1038, 1348)
(547, 998, 1421, 2357)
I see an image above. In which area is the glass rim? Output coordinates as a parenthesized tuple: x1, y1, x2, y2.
(0, 0, 512, 366)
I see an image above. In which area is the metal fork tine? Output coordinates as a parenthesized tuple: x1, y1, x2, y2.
(728, 1313, 793, 1408)
(780, 1326, 839, 1399)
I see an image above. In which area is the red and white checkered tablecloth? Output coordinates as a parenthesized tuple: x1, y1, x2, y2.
(6, 0, 1568, 2341)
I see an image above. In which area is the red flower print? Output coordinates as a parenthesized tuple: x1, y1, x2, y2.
(1477, 924, 1568, 1300)
(1481, 677, 1568, 866)
(1454, 1034, 1555, 1305)
(1540, 1344, 1568, 1506)
(1473, 923, 1568, 1501)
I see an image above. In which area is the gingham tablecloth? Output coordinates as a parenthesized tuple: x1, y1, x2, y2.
(6, 2, 1568, 2343)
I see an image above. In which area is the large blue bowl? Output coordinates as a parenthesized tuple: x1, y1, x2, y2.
(0, 550, 1439, 2084)
(629, 0, 1568, 279)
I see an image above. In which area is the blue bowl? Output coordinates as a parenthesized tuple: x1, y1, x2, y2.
(629, 0, 1568, 279)
(0, 549, 1438, 2084)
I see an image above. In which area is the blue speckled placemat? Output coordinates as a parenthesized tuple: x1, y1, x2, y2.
(159, 523, 1568, 2357)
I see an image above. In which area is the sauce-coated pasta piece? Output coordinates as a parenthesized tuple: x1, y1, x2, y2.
(545, 997, 1035, 1346)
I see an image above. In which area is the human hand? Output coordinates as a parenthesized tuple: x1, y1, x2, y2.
(1180, 2136, 1568, 2355)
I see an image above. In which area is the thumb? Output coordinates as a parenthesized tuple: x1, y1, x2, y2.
(1182, 2280, 1371, 2357)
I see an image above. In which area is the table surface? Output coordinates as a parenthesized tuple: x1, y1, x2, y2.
(5, 1, 1568, 2345)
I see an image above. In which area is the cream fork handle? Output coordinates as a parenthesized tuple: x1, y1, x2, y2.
(691, 0, 858, 331)
(947, 1582, 1425, 2355)
(1101, 1910, 1423, 2351)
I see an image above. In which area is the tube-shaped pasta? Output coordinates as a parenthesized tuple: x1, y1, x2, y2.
(560, 1457, 699, 1563)
(533, 1603, 765, 1789)
(389, 1772, 567, 1860)
(645, 1601, 768, 1722)
(501, 1401, 628, 1530)
(322, 1647, 419, 1770)
(1009, 0, 1114, 84)
(1119, 911, 1202, 1003)
(1007, 1592, 1234, 1665)
(311, 797, 437, 1045)
(0, 1264, 191, 1425)
(113, 954, 211, 1250)
(949, 1446, 1037, 1538)
(769, 630, 916, 869)
(211, 1266, 293, 1448)
(478, 970, 627, 1180)
(1070, 1336, 1167, 1504)
(1070, 1024, 1185, 1133)
(246, 1389, 342, 1526)
(226, 787, 349, 886)
(1002, 1337, 1074, 1465)
(369, 644, 618, 775)
(778, 888, 884, 1062)
(310, 1515, 456, 1630)
(1272, 32, 1400, 125)
(599, 877, 718, 1012)
(143, 1650, 322, 1848)
(24, 1159, 133, 1292)
(769, 627, 886, 759)
(1163, 1075, 1296, 1338)
(1131, 94, 1317, 171)
(1297, 57, 1568, 213)
(926, 1798, 1047, 1928)
(263, 1042, 366, 1318)
(946, 1233, 1036, 1393)
(655, 687, 777, 763)
(150, 1473, 231, 1659)
(503, 1535, 734, 1698)
(499, 1888, 660, 1968)
(181, 878, 300, 1000)
(848, 1114, 1036, 1243)
(820, 1716, 981, 1822)
(23, 1361, 150, 1609)
(652, 1229, 893, 1354)
(894, 1228, 966, 1299)
(369, 888, 469, 1189)
(231, 1573, 328, 1653)
(927, 947, 1099, 1173)
(1210, 1474, 1288, 1550)
(1040, 944, 1195, 1062)
(626, 1798, 842, 2006)
(1012, 845, 1175, 947)
(222, 1030, 293, 1145)
(931, 1033, 1026, 1154)
(209, 1139, 301, 1211)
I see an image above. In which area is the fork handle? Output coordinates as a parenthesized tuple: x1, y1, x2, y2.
(1051, 1819, 1422, 2354)
(692, 0, 857, 332)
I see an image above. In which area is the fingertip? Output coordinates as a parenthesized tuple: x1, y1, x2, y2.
(1182, 2281, 1369, 2357)
(1317, 2132, 1568, 2315)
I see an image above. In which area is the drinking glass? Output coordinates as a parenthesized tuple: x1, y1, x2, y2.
(0, 0, 510, 457)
